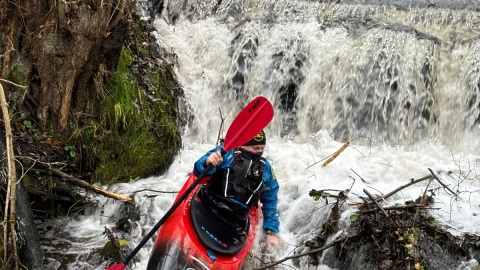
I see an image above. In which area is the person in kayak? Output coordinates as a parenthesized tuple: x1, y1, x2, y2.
(193, 130, 282, 247)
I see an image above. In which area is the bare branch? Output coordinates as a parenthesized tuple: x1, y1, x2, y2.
(380, 175, 433, 201)
(363, 188, 389, 217)
(1, 81, 21, 269)
(351, 168, 367, 183)
(428, 168, 456, 196)
(322, 140, 350, 167)
(0, 78, 26, 89)
(254, 236, 350, 270)
(49, 168, 134, 203)
(215, 107, 226, 147)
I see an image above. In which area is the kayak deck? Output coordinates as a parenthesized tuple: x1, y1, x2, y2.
(147, 172, 259, 270)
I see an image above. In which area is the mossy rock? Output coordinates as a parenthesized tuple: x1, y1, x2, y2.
(73, 16, 183, 184)
(101, 239, 129, 263)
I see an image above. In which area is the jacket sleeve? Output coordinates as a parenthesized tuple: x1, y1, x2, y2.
(260, 159, 280, 234)
(193, 145, 233, 176)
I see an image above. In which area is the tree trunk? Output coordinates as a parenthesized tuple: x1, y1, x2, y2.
(0, 0, 133, 267)
(1, 0, 129, 131)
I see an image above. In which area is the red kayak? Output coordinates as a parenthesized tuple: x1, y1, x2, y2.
(147, 172, 259, 270)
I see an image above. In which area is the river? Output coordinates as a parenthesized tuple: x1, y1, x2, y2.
(39, 1, 480, 269)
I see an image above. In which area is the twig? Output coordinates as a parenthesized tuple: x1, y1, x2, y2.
(351, 169, 367, 183)
(215, 107, 226, 147)
(307, 135, 369, 169)
(322, 140, 350, 167)
(307, 144, 317, 165)
(254, 236, 350, 270)
(0, 78, 26, 89)
(374, 157, 393, 167)
(22, 186, 74, 202)
(420, 177, 435, 205)
(380, 175, 432, 201)
(106, 0, 127, 32)
(132, 189, 179, 195)
(428, 168, 456, 196)
(48, 168, 134, 203)
(306, 156, 328, 169)
(359, 204, 431, 214)
(363, 189, 389, 217)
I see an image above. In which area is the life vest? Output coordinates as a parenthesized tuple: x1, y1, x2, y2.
(207, 149, 266, 210)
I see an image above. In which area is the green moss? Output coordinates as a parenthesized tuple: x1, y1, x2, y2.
(100, 49, 136, 132)
(10, 59, 27, 86)
(101, 240, 125, 262)
(59, 15, 183, 185)
(82, 47, 180, 184)
(6, 59, 28, 118)
(42, 33, 58, 54)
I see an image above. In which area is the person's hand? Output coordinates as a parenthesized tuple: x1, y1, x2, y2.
(205, 151, 223, 166)
(266, 234, 282, 247)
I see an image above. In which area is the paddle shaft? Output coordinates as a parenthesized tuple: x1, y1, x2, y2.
(123, 159, 220, 264)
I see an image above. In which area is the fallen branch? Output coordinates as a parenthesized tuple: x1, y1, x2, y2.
(49, 168, 134, 203)
(428, 168, 456, 196)
(359, 204, 433, 214)
(254, 236, 351, 270)
(0, 78, 26, 89)
(284, 168, 473, 270)
(380, 175, 433, 201)
(322, 140, 350, 167)
(348, 176, 433, 211)
(363, 189, 389, 217)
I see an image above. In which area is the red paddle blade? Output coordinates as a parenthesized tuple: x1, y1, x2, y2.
(224, 96, 274, 151)
(106, 263, 125, 270)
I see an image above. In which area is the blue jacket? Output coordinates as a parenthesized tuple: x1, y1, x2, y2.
(193, 145, 280, 234)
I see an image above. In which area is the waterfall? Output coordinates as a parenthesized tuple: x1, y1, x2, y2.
(153, 0, 479, 150)
(40, 1, 480, 269)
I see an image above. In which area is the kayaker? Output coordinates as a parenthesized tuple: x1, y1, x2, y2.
(193, 130, 282, 247)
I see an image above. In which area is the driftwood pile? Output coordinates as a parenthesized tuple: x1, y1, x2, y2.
(255, 140, 480, 270)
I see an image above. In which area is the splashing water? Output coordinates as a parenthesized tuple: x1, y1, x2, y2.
(40, 1, 480, 269)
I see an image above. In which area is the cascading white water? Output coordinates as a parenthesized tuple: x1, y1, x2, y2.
(39, 1, 480, 269)
(157, 0, 479, 149)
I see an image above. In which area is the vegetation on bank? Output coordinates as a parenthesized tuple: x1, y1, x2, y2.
(76, 45, 181, 184)
(1, 9, 182, 220)
(0, 0, 184, 268)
